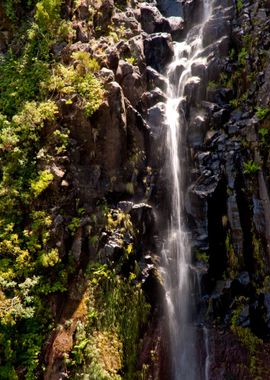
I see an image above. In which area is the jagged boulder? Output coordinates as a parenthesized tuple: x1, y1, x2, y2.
(146, 66, 168, 91)
(116, 60, 147, 107)
(93, 0, 114, 36)
(140, 4, 184, 35)
(144, 33, 173, 72)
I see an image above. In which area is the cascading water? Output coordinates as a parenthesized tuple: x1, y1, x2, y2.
(161, 1, 213, 378)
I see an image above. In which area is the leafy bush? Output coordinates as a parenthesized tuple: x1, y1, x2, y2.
(0, 54, 50, 117)
(0, 0, 103, 378)
(44, 57, 104, 116)
(236, 0, 243, 12)
(256, 107, 270, 120)
(35, 0, 62, 32)
(243, 160, 260, 175)
(30, 169, 54, 197)
(238, 47, 247, 66)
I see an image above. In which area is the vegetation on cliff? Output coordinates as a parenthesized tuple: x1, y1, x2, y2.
(0, 1, 153, 379)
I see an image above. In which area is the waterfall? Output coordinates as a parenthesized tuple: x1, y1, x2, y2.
(161, 1, 213, 378)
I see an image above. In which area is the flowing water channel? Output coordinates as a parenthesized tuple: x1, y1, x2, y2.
(161, 1, 213, 378)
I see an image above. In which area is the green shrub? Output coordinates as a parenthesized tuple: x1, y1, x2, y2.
(256, 107, 270, 120)
(0, 54, 50, 117)
(238, 47, 247, 66)
(229, 98, 239, 109)
(243, 160, 260, 175)
(35, 0, 62, 31)
(207, 80, 217, 90)
(125, 56, 137, 65)
(44, 62, 104, 116)
(30, 170, 54, 197)
(195, 250, 209, 263)
(236, 0, 243, 12)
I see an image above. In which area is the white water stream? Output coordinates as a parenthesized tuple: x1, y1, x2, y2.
(161, 1, 213, 378)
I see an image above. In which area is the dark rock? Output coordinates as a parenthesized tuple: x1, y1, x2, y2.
(258, 62, 270, 106)
(112, 10, 140, 38)
(71, 229, 82, 262)
(227, 195, 243, 256)
(263, 293, 270, 329)
(201, 101, 221, 113)
(144, 33, 173, 72)
(192, 172, 221, 198)
(107, 47, 120, 71)
(74, 21, 89, 42)
(156, 0, 183, 18)
(202, 13, 231, 47)
(130, 203, 154, 237)
(186, 190, 209, 250)
(117, 201, 134, 212)
(91, 81, 127, 182)
(146, 66, 168, 91)
(231, 109, 243, 122)
(127, 35, 146, 71)
(146, 102, 167, 140)
(103, 237, 123, 259)
(237, 305, 250, 327)
(207, 87, 233, 105)
(211, 108, 230, 128)
(93, 0, 114, 36)
(116, 60, 146, 107)
(191, 63, 206, 79)
(184, 78, 205, 106)
(253, 197, 266, 235)
(236, 271, 250, 287)
(52, 41, 68, 58)
(140, 6, 183, 35)
(75, 0, 90, 20)
(126, 104, 149, 167)
(140, 88, 167, 111)
(168, 63, 185, 84)
(0, 32, 7, 53)
(181, 0, 203, 26)
(140, 4, 165, 34)
(187, 114, 207, 148)
(99, 67, 115, 83)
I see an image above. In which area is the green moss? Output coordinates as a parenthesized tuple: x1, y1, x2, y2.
(232, 325, 263, 378)
(207, 80, 218, 90)
(71, 325, 123, 380)
(256, 107, 270, 120)
(238, 47, 248, 66)
(236, 0, 243, 12)
(30, 169, 54, 197)
(231, 297, 263, 378)
(0, 1, 79, 377)
(195, 250, 209, 263)
(68, 266, 151, 379)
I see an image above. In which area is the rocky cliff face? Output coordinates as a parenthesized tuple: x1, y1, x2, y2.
(184, 0, 270, 378)
(1, 0, 270, 379)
